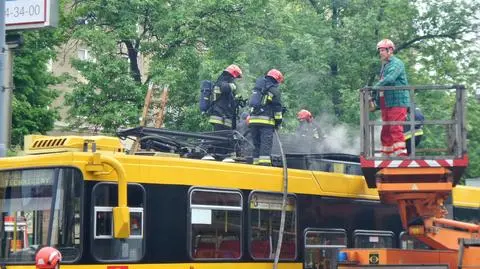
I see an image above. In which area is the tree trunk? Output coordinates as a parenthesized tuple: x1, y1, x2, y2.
(124, 40, 142, 83)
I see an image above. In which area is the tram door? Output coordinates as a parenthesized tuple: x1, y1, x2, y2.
(303, 229, 346, 269)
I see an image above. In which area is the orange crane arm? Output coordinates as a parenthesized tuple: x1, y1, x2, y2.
(377, 167, 480, 251)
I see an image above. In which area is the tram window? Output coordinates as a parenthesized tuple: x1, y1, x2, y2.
(315, 161, 332, 172)
(91, 183, 145, 262)
(0, 168, 82, 263)
(399, 232, 430, 250)
(249, 192, 297, 260)
(332, 163, 345, 173)
(353, 230, 394, 248)
(345, 164, 362, 175)
(94, 208, 113, 238)
(304, 229, 346, 269)
(454, 207, 480, 224)
(189, 188, 242, 260)
(93, 208, 143, 239)
(130, 210, 143, 237)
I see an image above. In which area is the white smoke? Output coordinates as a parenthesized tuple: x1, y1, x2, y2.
(321, 123, 360, 155)
(271, 114, 362, 155)
(314, 114, 361, 155)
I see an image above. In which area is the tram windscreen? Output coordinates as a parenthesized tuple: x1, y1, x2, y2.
(0, 168, 82, 263)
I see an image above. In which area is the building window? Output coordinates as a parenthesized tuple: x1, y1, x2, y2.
(77, 49, 89, 61)
(189, 188, 243, 260)
(77, 48, 96, 62)
(46, 59, 53, 72)
(249, 192, 297, 260)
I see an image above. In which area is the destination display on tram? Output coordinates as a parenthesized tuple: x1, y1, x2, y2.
(249, 193, 295, 211)
(0, 170, 53, 188)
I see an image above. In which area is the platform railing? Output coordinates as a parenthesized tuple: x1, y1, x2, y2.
(359, 85, 467, 160)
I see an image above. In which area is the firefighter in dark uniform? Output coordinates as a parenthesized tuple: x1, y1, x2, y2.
(208, 64, 243, 131)
(248, 69, 284, 165)
(296, 109, 324, 140)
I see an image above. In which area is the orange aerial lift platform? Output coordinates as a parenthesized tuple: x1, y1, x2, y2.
(338, 85, 480, 269)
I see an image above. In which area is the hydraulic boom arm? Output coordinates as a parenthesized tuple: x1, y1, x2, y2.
(377, 166, 480, 250)
(338, 84, 480, 268)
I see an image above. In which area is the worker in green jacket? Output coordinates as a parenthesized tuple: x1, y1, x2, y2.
(372, 39, 410, 157)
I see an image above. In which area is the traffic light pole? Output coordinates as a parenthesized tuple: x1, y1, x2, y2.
(0, 0, 9, 157)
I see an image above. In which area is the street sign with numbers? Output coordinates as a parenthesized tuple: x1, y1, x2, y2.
(6, 0, 58, 31)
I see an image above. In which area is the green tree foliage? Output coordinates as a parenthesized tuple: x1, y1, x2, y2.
(63, 0, 263, 133)
(11, 30, 62, 146)
(60, 0, 480, 177)
(9, 0, 74, 148)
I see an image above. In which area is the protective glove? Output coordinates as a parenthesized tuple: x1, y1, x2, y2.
(274, 119, 282, 129)
(235, 95, 246, 107)
(369, 99, 377, 112)
(367, 89, 378, 112)
(229, 83, 237, 91)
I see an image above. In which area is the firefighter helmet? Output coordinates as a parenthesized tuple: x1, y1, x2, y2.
(267, 69, 284, 84)
(35, 247, 62, 269)
(297, 109, 313, 122)
(376, 39, 395, 51)
(225, 64, 243, 78)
